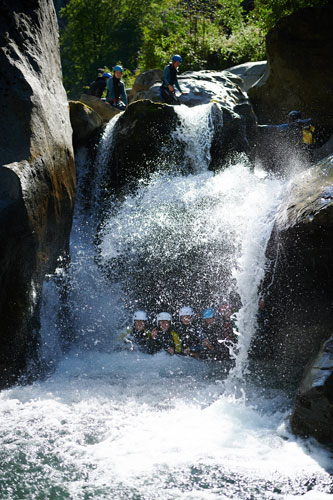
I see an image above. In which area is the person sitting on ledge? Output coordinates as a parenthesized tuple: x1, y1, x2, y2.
(106, 65, 128, 111)
(89, 68, 111, 98)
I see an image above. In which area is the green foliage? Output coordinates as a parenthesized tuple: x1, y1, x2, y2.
(138, 0, 250, 71)
(253, 0, 329, 33)
(60, 0, 150, 97)
(60, 0, 328, 97)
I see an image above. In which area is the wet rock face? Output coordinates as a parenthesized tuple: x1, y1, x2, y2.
(0, 0, 75, 387)
(105, 100, 179, 191)
(250, 155, 333, 391)
(290, 336, 333, 444)
(248, 4, 333, 131)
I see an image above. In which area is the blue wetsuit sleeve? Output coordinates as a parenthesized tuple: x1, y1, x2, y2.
(106, 78, 114, 101)
(162, 65, 170, 87)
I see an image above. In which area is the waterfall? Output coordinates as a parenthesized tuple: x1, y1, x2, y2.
(1, 105, 332, 499)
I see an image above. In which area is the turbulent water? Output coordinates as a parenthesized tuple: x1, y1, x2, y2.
(1, 104, 333, 499)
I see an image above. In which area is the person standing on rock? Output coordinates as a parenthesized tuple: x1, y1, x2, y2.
(160, 54, 185, 105)
(106, 65, 128, 111)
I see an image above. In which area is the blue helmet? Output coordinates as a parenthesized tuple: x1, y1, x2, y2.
(113, 65, 123, 73)
(203, 308, 215, 319)
(102, 72, 112, 78)
(172, 54, 182, 63)
(288, 110, 301, 122)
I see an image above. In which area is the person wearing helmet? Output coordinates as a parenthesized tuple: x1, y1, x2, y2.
(89, 68, 111, 98)
(200, 307, 234, 361)
(160, 54, 186, 105)
(122, 310, 154, 353)
(106, 65, 128, 111)
(151, 312, 182, 355)
(177, 306, 201, 357)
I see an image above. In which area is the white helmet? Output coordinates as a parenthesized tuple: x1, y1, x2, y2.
(133, 310, 148, 322)
(179, 306, 194, 318)
(157, 312, 172, 323)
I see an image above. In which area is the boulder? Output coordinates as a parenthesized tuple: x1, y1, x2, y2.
(105, 99, 179, 191)
(129, 69, 162, 101)
(248, 5, 333, 132)
(79, 93, 120, 124)
(225, 61, 267, 92)
(131, 70, 247, 108)
(290, 335, 333, 444)
(69, 100, 103, 146)
(122, 71, 257, 173)
(0, 0, 75, 387)
(250, 155, 333, 389)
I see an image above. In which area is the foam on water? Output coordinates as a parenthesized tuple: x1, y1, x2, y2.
(1, 350, 332, 499)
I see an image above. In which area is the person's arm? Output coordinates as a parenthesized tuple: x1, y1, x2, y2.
(162, 65, 171, 87)
(106, 78, 114, 101)
(174, 77, 181, 93)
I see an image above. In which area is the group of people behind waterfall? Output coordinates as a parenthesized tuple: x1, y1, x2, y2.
(121, 305, 238, 361)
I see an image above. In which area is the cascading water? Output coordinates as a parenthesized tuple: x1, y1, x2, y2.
(1, 104, 332, 499)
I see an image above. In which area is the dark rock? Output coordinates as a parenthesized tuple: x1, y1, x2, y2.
(290, 335, 333, 444)
(0, 0, 75, 387)
(248, 5, 333, 133)
(250, 155, 333, 389)
(106, 100, 179, 191)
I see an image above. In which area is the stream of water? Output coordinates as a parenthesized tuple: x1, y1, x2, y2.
(0, 104, 332, 499)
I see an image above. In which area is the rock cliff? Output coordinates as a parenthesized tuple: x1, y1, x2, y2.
(0, 0, 75, 387)
(250, 154, 333, 392)
(248, 4, 333, 132)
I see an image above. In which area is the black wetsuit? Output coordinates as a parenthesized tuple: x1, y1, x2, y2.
(177, 322, 201, 353)
(89, 76, 106, 98)
(200, 322, 232, 360)
(153, 327, 182, 354)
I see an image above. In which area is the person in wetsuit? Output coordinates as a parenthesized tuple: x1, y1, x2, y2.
(176, 306, 201, 358)
(151, 312, 182, 355)
(89, 69, 111, 98)
(122, 310, 155, 353)
(106, 65, 128, 111)
(160, 54, 186, 105)
(200, 307, 235, 361)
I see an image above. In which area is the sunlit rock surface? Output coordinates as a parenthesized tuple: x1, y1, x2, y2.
(290, 335, 333, 444)
(131, 69, 247, 108)
(249, 4, 333, 131)
(250, 155, 333, 392)
(0, 0, 75, 387)
(225, 61, 267, 92)
(69, 100, 103, 146)
(129, 69, 162, 101)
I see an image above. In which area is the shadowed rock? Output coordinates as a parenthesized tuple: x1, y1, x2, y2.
(290, 335, 333, 444)
(250, 155, 333, 394)
(0, 0, 75, 387)
(248, 4, 333, 132)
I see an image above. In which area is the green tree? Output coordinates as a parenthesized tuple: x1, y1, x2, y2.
(253, 0, 329, 33)
(60, 0, 150, 97)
